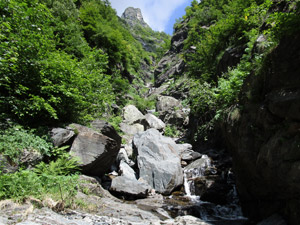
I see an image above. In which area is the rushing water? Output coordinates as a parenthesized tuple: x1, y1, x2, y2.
(165, 154, 247, 224)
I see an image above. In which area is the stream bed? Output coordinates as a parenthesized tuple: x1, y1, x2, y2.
(163, 154, 248, 224)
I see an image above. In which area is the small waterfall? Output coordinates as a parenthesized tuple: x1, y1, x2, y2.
(182, 154, 246, 222)
(183, 154, 212, 197)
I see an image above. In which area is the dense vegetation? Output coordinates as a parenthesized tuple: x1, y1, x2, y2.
(0, 0, 169, 127)
(176, 0, 300, 142)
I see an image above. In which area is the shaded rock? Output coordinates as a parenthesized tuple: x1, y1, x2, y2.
(194, 176, 231, 205)
(70, 127, 120, 176)
(110, 176, 151, 199)
(217, 45, 245, 76)
(223, 34, 300, 224)
(90, 120, 122, 146)
(50, 128, 75, 147)
(145, 113, 165, 131)
(257, 214, 287, 225)
(181, 150, 202, 162)
(123, 105, 145, 125)
(133, 129, 183, 195)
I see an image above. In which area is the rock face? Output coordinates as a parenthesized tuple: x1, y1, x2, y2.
(121, 7, 149, 28)
(223, 34, 300, 224)
(133, 129, 183, 195)
(69, 125, 120, 176)
(154, 20, 188, 87)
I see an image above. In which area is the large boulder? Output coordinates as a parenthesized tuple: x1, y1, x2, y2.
(133, 129, 183, 195)
(120, 123, 144, 136)
(91, 120, 122, 146)
(156, 96, 181, 112)
(122, 105, 145, 125)
(69, 125, 120, 176)
(110, 161, 151, 199)
(110, 176, 151, 199)
(145, 113, 165, 131)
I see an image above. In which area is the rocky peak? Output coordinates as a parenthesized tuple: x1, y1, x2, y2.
(121, 7, 149, 28)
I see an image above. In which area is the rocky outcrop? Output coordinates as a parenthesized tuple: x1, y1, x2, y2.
(67, 124, 121, 176)
(121, 7, 149, 29)
(133, 129, 183, 195)
(223, 34, 300, 224)
(154, 20, 188, 87)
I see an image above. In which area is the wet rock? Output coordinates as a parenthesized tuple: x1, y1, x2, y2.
(133, 129, 183, 195)
(90, 120, 122, 146)
(70, 126, 120, 176)
(181, 150, 202, 162)
(50, 128, 75, 147)
(145, 113, 165, 131)
(257, 214, 287, 225)
(123, 105, 145, 125)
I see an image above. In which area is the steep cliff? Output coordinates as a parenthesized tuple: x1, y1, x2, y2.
(223, 34, 300, 224)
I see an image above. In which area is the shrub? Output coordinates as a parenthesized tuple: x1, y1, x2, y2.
(0, 126, 52, 163)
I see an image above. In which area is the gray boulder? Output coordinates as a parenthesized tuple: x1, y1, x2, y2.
(145, 113, 165, 131)
(123, 105, 145, 125)
(91, 120, 122, 146)
(110, 161, 151, 199)
(119, 160, 136, 180)
(70, 126, 120, 176)
(133, 129, 183, 195)
(50, 128, 75, 147)
(120, 123, 144, 136)
(156, 96, 181, 112)
(110, 176, 151, 199)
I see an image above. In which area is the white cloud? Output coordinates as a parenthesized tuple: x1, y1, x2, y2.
(109, 0, 187, 32)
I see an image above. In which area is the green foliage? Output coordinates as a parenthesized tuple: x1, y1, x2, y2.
(182, 0, 299, 142)
(0, 125, 52, 162)
(0, 0, 116, 125)
(164, 125, 181, 138)
(0, 169, 79, 203)
(34, 153, 80, 176)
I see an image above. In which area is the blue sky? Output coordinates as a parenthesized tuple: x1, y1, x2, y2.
(109, 0, 194, 35)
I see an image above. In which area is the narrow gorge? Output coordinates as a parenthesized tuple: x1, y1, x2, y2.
(0, 1, 299, 225)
